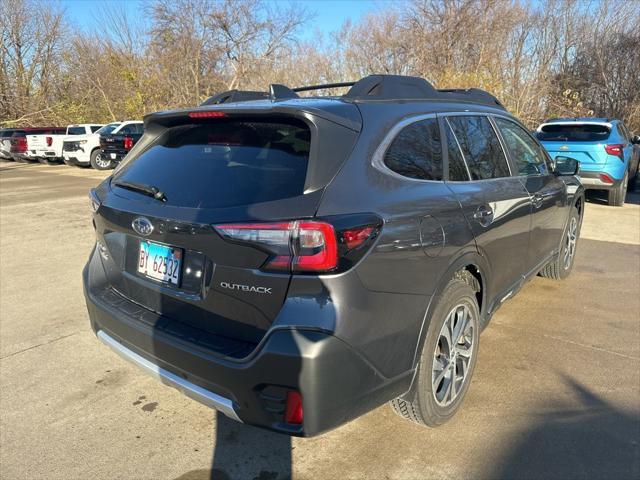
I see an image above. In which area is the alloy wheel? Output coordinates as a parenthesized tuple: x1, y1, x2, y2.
(96, 154, 110, 169)
(563, 217, 578, 270)
(432, 303, 476, 407)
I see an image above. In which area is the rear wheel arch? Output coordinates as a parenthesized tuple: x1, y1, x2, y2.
(410, 251, 489, 375)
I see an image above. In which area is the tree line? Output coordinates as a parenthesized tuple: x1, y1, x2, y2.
(1, 0, 639, 131)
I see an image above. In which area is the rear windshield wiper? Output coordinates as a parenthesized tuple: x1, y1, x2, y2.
(113, 180, 167, 202)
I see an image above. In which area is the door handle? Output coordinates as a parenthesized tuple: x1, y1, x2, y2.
(473, 205, 494, 225)
(532, 194, 544, 208)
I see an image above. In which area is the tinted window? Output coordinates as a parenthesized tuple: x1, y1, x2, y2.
(96, 123, 119, 135)
(445, 122, 469, 181)
(118, 125, 134, 135)
(67, 127, 86, 135)
(90, 125, 102, 133)
(114, 119, 311, 208)
(495, 118, 548, 176)
(383, 118, 442, 180)
(535, 124, 610, 142)
(447, 116, 510, 180)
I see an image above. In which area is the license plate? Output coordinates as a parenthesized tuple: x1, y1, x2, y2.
(110, 153, 116, 159)
(137, 241, 182, 285)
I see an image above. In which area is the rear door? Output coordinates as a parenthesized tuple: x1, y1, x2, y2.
(494, 117, 567, 274)
(94, 114, 356, 344)
(536, 123, 611, 167)
(443, 114, 532, 305)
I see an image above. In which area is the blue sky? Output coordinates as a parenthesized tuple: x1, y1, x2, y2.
(57, 0, 381, 39)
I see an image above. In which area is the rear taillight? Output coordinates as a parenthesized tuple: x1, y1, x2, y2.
(123, 136, 134, 150)
(215, 216, 381, 274)
(46, 136, 53, 147)
(11, 137, 27, 153)
(604, 144, 624, 158)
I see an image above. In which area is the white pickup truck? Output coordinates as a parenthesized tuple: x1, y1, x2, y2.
(62, 122, 122, 168)
(27, 124, 103, 163)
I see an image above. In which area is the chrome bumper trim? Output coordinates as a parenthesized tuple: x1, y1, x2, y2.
(97, 330, 242, 422)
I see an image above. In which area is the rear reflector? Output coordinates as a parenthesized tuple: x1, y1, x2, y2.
(46, 136, 53, 147)
(599, 173, 614, 184)
(604, 144, 624, 157)
(188, 111, 228, 119)
(284, 391, 303, 425)
(342, 226, 375, 250)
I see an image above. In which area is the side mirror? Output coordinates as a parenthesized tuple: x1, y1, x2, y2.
(632, 135, 640, 145)
(554, 156, 580, 176)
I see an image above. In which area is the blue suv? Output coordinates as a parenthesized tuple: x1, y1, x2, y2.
(536, 118, 640, 206)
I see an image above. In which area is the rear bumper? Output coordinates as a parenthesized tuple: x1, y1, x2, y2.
(83, 249, 411, 436)
(100, 150, 127, 163)
(579, 171, 623, 190)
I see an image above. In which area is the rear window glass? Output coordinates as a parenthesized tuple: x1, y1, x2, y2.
(91, 125, 102, 133)
(114, 119, 311, 208)
(67, 127, 86, 135)
(536, 124, 610, 142)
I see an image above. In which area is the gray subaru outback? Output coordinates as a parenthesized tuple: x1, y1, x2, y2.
(84, 75, 584, 436)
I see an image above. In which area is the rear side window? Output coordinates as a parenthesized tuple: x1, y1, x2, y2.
(67, 127, 86, 135)
(114, 118, 311, 208)
(447, 116, 510, 180)
(383, 118, 442, 180)
(90, 125, 102, 133)
(495, 118, 549, 176)
(536, 124, 610, 142)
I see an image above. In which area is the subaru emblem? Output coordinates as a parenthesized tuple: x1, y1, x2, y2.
(560, 145, 569, 151)
(132, 217, 154, 236)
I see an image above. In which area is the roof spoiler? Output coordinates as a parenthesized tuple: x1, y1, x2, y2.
(199, 75, 505, 110)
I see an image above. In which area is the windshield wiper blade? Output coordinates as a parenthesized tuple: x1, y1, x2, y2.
(114, 180, 167, 202)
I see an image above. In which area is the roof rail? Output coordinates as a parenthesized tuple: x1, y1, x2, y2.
(200, 90, 269, 106)
(201, 75, 506, 110)
(293, 81, 356, 93)
(344, 75, 438, 100)
(268, 81, 356, 100)
(435, 88, 504, 109)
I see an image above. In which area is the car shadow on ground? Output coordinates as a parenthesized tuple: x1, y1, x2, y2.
(173, 411, 292, 480)
(487, 373, 640, 480)
(585, 189, 640, 205)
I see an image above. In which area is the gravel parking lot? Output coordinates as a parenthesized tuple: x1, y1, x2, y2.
(1, 160, 639, 480)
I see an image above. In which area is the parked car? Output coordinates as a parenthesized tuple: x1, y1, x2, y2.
(96, 121, 144, 170)
(0, 128, 20, 160)
(85, 75, 584, 437)
(27, 124, 103, 163)
(63, 122, 121, 168)
(535, 118, 640, 206)
(7, 127, 65, 161)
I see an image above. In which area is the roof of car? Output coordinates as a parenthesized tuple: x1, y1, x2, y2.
(150, 76, 510, 133)
(543, 117, 617, 124)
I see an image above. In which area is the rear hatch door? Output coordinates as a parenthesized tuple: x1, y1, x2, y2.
(536, 123, 611, 166)
(93, 106, 359, 345)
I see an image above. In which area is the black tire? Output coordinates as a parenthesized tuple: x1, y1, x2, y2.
(391, 278, 480, 427)
(90, 150, 113, 170)
(608, 171, 628, 206)
(539, 205, 581, 280)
